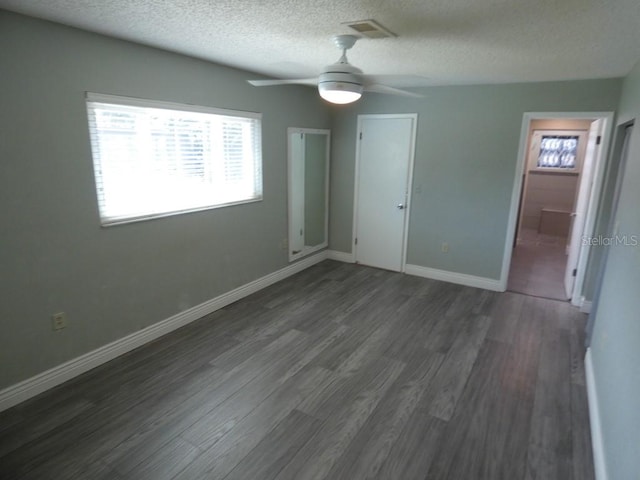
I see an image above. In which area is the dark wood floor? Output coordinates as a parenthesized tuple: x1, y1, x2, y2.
(0, 261, 594, 479)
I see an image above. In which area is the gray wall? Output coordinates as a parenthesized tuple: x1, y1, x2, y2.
(589, 60, 640, 479)
(329, 80, 622, 280)
(0, 11, 329, 390)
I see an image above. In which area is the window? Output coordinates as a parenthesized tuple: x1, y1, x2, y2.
(537, 135, 579, 169)
(86, 93, 262, 225)
(528, 129, 586, 174)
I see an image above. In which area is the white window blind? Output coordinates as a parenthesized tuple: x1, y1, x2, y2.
(86, 93, 262, 225)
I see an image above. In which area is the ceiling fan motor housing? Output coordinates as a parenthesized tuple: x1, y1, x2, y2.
(319, 71, 362, 89)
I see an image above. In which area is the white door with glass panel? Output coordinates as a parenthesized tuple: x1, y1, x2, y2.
(354, 114, 417, 271)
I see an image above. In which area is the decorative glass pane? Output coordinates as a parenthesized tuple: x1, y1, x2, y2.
(537, 135, 579, 169)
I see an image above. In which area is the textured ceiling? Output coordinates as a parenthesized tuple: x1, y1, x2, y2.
(1, 0, 640, 86)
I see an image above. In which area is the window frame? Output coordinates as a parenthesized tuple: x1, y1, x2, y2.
(85, 92, 263, 226)
(528, 129, 587, 175)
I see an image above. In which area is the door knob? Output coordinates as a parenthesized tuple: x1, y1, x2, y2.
(397, 204, 405, 210)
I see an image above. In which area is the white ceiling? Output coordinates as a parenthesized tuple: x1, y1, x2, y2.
(2, 0, 640, 87)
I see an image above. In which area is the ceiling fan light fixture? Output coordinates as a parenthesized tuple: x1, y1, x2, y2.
(318, 71, 363, 104)
(319, 83, 362, 104)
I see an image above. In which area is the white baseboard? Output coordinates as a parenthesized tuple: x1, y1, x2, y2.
(0, 251, 328, 413)
(585, 348, 608, 480)
(404, 264, 502, 291)
(580, 300, 593, 314)
(327, 249, 355, 263)
(572, 294, 587, 309)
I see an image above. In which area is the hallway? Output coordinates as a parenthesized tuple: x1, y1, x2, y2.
(508, 228, 569, 301)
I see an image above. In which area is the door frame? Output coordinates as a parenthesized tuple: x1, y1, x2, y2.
(287, 127, 331, 262)
(586, 121, 634, 344)
(500, 111, 614, 306)
(352, 113, 418, 272)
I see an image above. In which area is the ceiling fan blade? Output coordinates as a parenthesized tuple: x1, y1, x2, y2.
(364, 84, 423, 98)
(248, 78, 317, 87)
(363, 74, 430, 88)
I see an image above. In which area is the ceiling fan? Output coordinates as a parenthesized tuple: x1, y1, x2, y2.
(247, 35, 423, 105)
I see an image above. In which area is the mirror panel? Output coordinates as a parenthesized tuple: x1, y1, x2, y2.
(288, 128, 330, 261)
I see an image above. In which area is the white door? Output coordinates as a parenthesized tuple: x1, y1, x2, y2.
(564, 119, 603, 298)
(354, 115, 417, 271)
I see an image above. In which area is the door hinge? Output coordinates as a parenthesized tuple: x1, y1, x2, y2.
(572, 269, 577, 277)
(596, 135, 601, 145)
(359, 132, 362, 140)
(355, 237, 358, 245)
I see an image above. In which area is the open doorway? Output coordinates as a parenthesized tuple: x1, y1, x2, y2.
(509, 119, 591, 300)
(501, 112, 613, 304)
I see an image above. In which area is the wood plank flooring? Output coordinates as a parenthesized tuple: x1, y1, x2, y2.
(0, 260, 595, 479)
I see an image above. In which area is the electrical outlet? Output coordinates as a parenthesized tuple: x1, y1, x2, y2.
(281, 238, 288, 250)
(52, 312, 67, 331)
(441, 242, 449, 253)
